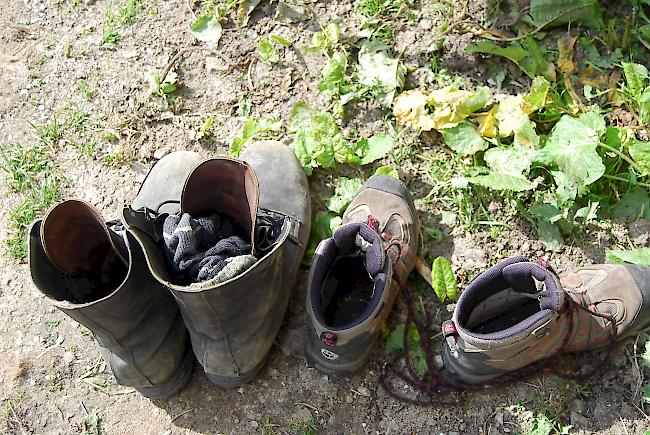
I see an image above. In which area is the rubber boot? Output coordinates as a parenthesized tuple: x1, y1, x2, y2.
(28, 151, 202, 398)
(442, 256, 650, 384)
(305, 175, 419, 376)
(124, 141, 311, 387)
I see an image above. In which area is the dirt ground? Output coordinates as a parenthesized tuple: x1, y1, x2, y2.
(1, 0, 649, 434)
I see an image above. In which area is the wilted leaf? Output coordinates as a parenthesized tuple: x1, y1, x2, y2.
(431, 256, 458, 303)
(557, 34, 578, 75)
(606, 248, 650, 266)
(493, 96, 540, 147)
(258, 39, 279, 64)
(427, 86, 491, 130)
(522, 77, 551, 114)
(325, 177, 363, 213)
(440, 121, 489, 156)
(357, 40, 406, 106)
(359, 134, 395, 164)
(529, 0, 603, 29)
(191, 15, 222, 49)
(467, 41, 527, 63)
(393, 89, 435, 131)
(466, 173, 535, 191)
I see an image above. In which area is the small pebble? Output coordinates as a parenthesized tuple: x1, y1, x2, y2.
(346, 395, 354, 404)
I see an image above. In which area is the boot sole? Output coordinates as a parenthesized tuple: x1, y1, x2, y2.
(135, 349, 195, 399)
(441, 344, 504, 385)
(204, 352, 270, 388)
(304, 340, 377, 378)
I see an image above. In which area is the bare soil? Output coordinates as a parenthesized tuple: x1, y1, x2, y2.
(1, 0, 649, 434)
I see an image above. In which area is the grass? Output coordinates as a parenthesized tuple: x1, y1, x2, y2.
(77, 79, 95, 101)
(101, 0, 140, 48)
(1, 389, 26, 433)
(288, 417, 319, 435)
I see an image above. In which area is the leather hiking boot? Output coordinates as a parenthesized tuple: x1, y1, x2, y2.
(125, 141, 311, 387)
(442, 256, 650, 384)
(305, 175, 419, 376)
(29, 153, 199, 399)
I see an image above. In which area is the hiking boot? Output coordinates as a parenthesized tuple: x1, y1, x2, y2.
(28, 150, 202, 399)
(305, 175, 419, 376)
(124, 141, 311, 387)
(441, 256, 650, 384)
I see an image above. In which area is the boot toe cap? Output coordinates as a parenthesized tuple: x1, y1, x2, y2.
(625, 265, 650, 332)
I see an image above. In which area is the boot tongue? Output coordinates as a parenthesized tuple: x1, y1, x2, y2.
(332, 222, 385, 276)
(502, 261, 564, 312)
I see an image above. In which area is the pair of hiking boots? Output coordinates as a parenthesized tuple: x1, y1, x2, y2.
(303, 189, 650, 386)
(29, 138, 650, 398)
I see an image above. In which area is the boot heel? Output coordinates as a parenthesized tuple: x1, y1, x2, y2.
(136, 350, 195, 399)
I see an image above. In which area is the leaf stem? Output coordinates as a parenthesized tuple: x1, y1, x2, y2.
(603, 174, 650, 189)
(597, 142, 644, 174)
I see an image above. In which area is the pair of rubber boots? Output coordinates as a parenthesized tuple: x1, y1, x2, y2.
(29, 141, 311, 398)
(303, 180, 650, 383)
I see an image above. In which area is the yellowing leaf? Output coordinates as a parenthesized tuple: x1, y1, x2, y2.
(393, 89, 436, 131)
(557, 34, 578, 75)
(494, 96, 540, 147)
(427, 86, 491, 129)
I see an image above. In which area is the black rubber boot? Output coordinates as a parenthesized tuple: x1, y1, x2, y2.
(125, 141, 311, 387)
(28, 151, 202, 398)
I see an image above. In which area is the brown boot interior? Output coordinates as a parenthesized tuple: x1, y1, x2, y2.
(181, 159, 258, 248)
(40, 200, 127, 303)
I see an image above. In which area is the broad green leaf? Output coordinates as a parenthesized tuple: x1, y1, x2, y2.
(318, 51, 348, 99)
(574, 201, 599, 221)
(606, 248, 650, 266)
(629, 139, 650, 175)
(466, 173, 535, 192)
(539, 112, 606, 198)
(258, 39, 279, 64)
(288, 101, 313, 132)
(393, 89, 436, 131)
(230, 117, 281, 157)
(289, 109, 359, 175)
(529, 0, 603, 29)
(431, 256, 458, 303)
(384, 324, 427, 375)
(638, 88, 650, 125)
(325, 177, 363, 213)
(191, 15, 222, 49)
(440, 121, 489, 156)
(622, 62, 648, 99)
(612, 189, 650, 221)
(375, 165, 399, 178)
(528, 412, 555, 435)
(522, 76, 551, 114)
(493, 95, 540, 147)
(357, 40, 406, 106)
(484, 147, 535, 177)
(520, 37, 556, 81)
(467, 41, 527, 63)
(303, 214, 343, 265)
(359, 134, 395, 164)
(323, 22, 341, 46)
(427, 86, 491, 130)
(304, 22, 340, 53)
(530, 203, 564, 251)
(271, 35, 293, 46)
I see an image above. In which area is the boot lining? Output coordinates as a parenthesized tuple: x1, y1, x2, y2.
(465, 288, 542, 334)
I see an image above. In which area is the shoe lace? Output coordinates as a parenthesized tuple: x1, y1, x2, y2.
(378, 260, 621, 407)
